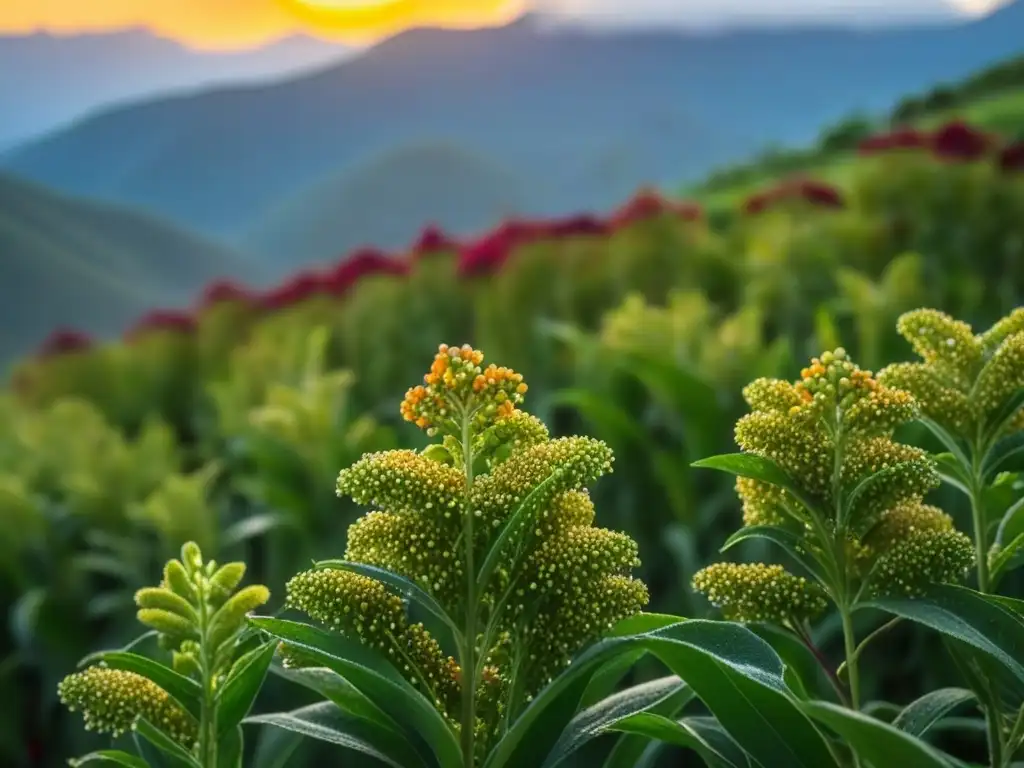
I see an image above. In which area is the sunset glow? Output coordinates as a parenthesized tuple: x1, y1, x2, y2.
(0, 0, 525, 49)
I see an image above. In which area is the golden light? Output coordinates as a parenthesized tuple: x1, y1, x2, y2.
(274, 0, 523, 41)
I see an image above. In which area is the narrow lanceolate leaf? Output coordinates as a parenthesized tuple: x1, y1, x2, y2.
(487, 620, 837, 768)
(270, 665, 400, 733)
(249, 617, 461, 768)
(983, 432, 1024, 479)
(609, 713, 746, 767)
(891, 688, 977, 738)
(865, 584, 1024, 688)
(983, 389, 1024, 444)
(601, 688, 695, 768)
(249, 725, 303, 768)
(801, 701, 953, 767)
(918, 418, 971, 468)
(931, 453, 972, 497)
(135, 718, 201, 768)
(691, 454, 818, 514)
(245, 702, 429, 768)
(68, 751, 152, 768)
(720, 526, 826, 585)
(475, 468, 562, 593)
(992, 497, 1024, 586)
(217, 726, 244, 768)
(313, 560, 462, 652)
(76, 651, 201, 718)
(541, 676, 688, 767)
(216, 641, 277, 736)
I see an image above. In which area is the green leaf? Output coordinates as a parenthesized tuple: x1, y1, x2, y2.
(720, 526, 826, 585)
(601, 687, 694, 768)
(801, 700, 953, 767)
(983, 389, 1024, 444)
(217, 726, 244, 768)
(919, 417, 971, 468)
(609, 713, 744, 767)
(866, 584, 1024, 688)
(476, 466, 563, 594)
(691, 454, 818, 514)
(487, 620, 837, 768)
(245, 702, 429, 768)
(269, 665, 400, 733)
(68, 751, 151, 768)
(748, 624, 834, 702)
(984, 432, 1024, 479)
(578, 649, 647, 709)
(542, 676, 688, 767)
(313, 560, 462, 653)
(891, 688, 977, 738)
(607, 613, 684, 637)
(931, 453, 973, 497)
(250, 617, 461, 768)
(249, 725, 303, 768)
(135, 718, 201, 768)
(216, 641, 277, 736)
(77, 651, 202, 719)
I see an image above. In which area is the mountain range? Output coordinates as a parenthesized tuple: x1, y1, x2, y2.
(0, 29, 350, 150)
(0, 172, 253, 365)
(4, 4, 1024, 269)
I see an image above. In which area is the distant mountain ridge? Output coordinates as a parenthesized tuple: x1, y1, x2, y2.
(0, 29, 351, 149)
(0, 172, 256, 364)
(4, 3, 1024, 268)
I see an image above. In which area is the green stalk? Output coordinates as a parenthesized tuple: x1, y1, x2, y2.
(969, 465, 991, 594)
(460, 411, 477, 768)
(839, 608, 861, 713)
(198, 582, 218, 768)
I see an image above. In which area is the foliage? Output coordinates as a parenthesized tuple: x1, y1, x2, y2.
(5, 114, 1024, 765)
(58, 542, 273, 768)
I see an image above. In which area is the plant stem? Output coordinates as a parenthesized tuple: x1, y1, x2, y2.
(460, 412, 477, 768)
(840, 608, 860, 712)
(985, 702, 1005, 768)
(837, 618, 902, 681)
(198, 583, 217, 768)
(793, 622, 848, 707)
(969, 470, 991, 594)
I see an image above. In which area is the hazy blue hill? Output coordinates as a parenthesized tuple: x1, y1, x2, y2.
(0, 29, 350, 149)
(4, 6, 1024, 249)
(0, 173, 254, 363)
(248, 142, 534, 267)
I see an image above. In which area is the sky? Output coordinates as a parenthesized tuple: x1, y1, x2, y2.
(0, 0, 1009, 49)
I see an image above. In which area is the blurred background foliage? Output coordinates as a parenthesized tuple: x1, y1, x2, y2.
(2, 125, 1024, 766)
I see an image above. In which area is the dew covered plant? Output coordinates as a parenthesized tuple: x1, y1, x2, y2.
(58, 542, 274, 767)
(692, 347, 975, 711)
(263, 343, 649, 765)
(877, 308, 1024, 593)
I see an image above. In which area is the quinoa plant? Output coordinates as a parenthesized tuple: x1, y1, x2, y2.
(692, 348, 974, 714)
(58, 542, 273, 767)
(877, 308, 1024, 593)
(248, 344, 845, 768)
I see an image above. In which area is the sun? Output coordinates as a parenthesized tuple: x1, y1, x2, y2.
(275, 0, 523, 40)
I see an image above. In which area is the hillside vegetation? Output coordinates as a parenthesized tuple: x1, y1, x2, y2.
(0, 173, 254, 365)
(3, 5, 1023, 249)
(690, 52, 1024, 206)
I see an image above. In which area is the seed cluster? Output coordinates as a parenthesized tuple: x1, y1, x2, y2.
(879, 309, 1024, 440)
(58, 667, 197, 746)
(309, 348, 646, 753)
(691, 563, 827, 624)
(285, 569, 460, 716)
(698, 346, 973, 627)
(400, 343, 527, 433)
(337, 449, 465, 514)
